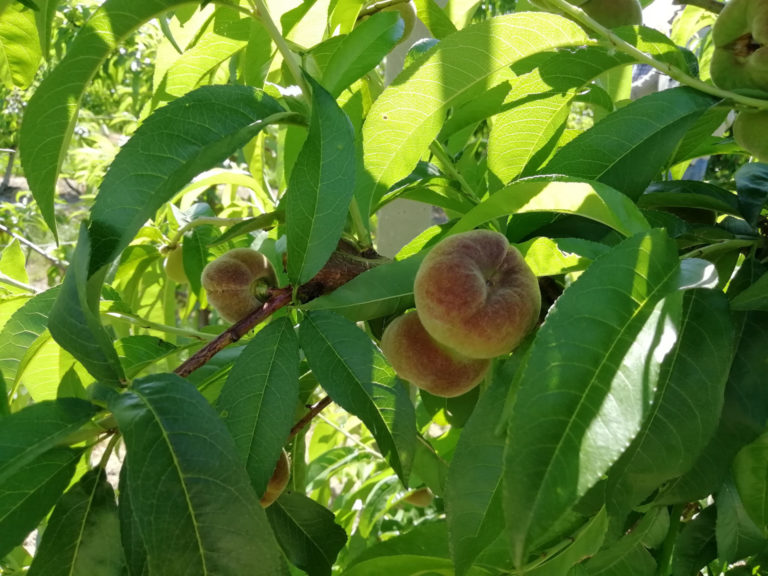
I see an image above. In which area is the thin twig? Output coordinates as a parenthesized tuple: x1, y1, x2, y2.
(0, 223, 69, 269)
(289, 396, 333, 439)
(105, 311, 216, 341)
(672, 0, 724, 14)
(174, 288, 293, 377)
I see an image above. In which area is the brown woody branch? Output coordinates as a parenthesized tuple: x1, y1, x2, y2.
(289, 396, 334, 439)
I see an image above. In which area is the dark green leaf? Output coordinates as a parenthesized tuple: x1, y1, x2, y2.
(118, 461, 148, 576)
(545, 87, 718, 200)
(730, 271, 768, 312)
(605, 289, 733, 522)
(735, 162, 768, 226)
(28, 467, 123, 576)
(216, 318, 300, 496)
(89, 85, 288, 272)
(110, 374, 288, 576)
(0, 447, 82, 558)
(0, 373, 8, 418)
(0, 398, 99, 483)
(322, 11, 403, 97)
(672, 506, 717, 576)
(638, 181, 742, 216)
(182, 226, 211, 299)
(285, 76, 356, 285)
(527, 509, 608, 576)
(57, 366, 86, 399)
(733, 433, 768, 531)
(266, 491, 347, 576)
(299, 311, 417, 483)
(504, 230, 680, 565)
(716, 478, 768, 563)
(49, 225, 124, 385)
(18, 0, 237, 238)
(659, 266, 768, 503)
(301, 254, 424, 320)
(446, 366, 509, 575)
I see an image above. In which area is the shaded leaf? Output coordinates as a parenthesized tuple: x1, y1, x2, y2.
(730, 271, 768, 312)
(285, 76, 356, 285)
(118, 462, 148, 576)
(716, 478, 768, 563)
(735, 162, 768, 226)
(216, 318, 300, 496)
(672, 506, 717, 576)
(266, 491, 347, 576)
(504, 230, 680, 565)
(527, 509, 608, 576)
(0, 447, 82, 558)
(28, 467, 123, 576)
(299, 311, 417, 483)
(733, 433, 768, 531)
(115, 335, 177, 379)
(110, 373, 288, 576)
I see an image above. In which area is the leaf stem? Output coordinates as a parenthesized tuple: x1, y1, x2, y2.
(0, 273, 38, 294)
(429, 141, 479, 205)
(250, 0, 311, 100)
(105, 311, 217, 341)
(680, 238, 757, 259)
(0, 223, 68, 269)
(545, 0, 768, 109)
(349, 197, 373, 249)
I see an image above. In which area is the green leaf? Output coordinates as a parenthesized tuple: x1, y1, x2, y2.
(735, 163, 768, 227)
(216, 318, 300, 496)
(18, 0, 237, 238)
(730, 271, 768, 312)
(544, 87, 718, 200)
(154, 7, 250, 104)
(716, 478, 768, 563)
(517, 237, 595, 276)
(604, 289, 733, 522)
(446, 365, 509, 575)
(265, 491, 347, 576)
(0, 239, 30, 296)
(110, 373, 288, 576)
(299, 311, 417, 483)
(27, 467, 123, 576)
(0, 286, 58, 388)
(504, 230, 680, 565)
(672, 505, 717, 576)
(451, 179, 650, 238)
(48, 225, 125, 385)
(118, 462, 148, 576)
(115, 335, 177, 379)
(734, 433, 768, 531)
(638, 181, 743, 216)
(356, 12, 590, 217)
(285, 76, 356, 285)
(582, 508, 668, 576)
(0, 398, 99, 484)
(0, 372, 7, 418)
(322, 11, 402, 97)
(527, 509, 608, 576)
(301, 254, 424, 320)
(413, 0, 457, 39)
(0, 447, 82, 558)
(0, 1, 41, 88)
(659, 265, 768, 503)
(89, 85, 288, 272)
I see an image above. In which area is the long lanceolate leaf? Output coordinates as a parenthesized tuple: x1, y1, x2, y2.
(110, 374, 289, 576)
(89, 85, 289, 273)
(299, 311, 417, 483)
(504, 230, 680, 566)
(355, 12, 591, 218)
(18, 0, 236, 238)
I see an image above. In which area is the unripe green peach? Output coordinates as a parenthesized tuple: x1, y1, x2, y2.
(260, 449, 290, 508)
(202, 248, 277, 323)
(413, 230, 541, 359)
(710, 0, 768, 92)
(360, 0, 417, 45)
(403, 487, 434, 507)
(578, 0, 642, 28)
(163, 245, 187, 284)
(734, 109, 768, 160)
(380, 311, 490, 398)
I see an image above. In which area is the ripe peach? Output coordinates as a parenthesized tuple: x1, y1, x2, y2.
(380, 311, 490, 398)
(201, 248, 277, 323)
(413, 230, 540, 359)
(260, 450, 290, 508)
(710, 0, 768, 92)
